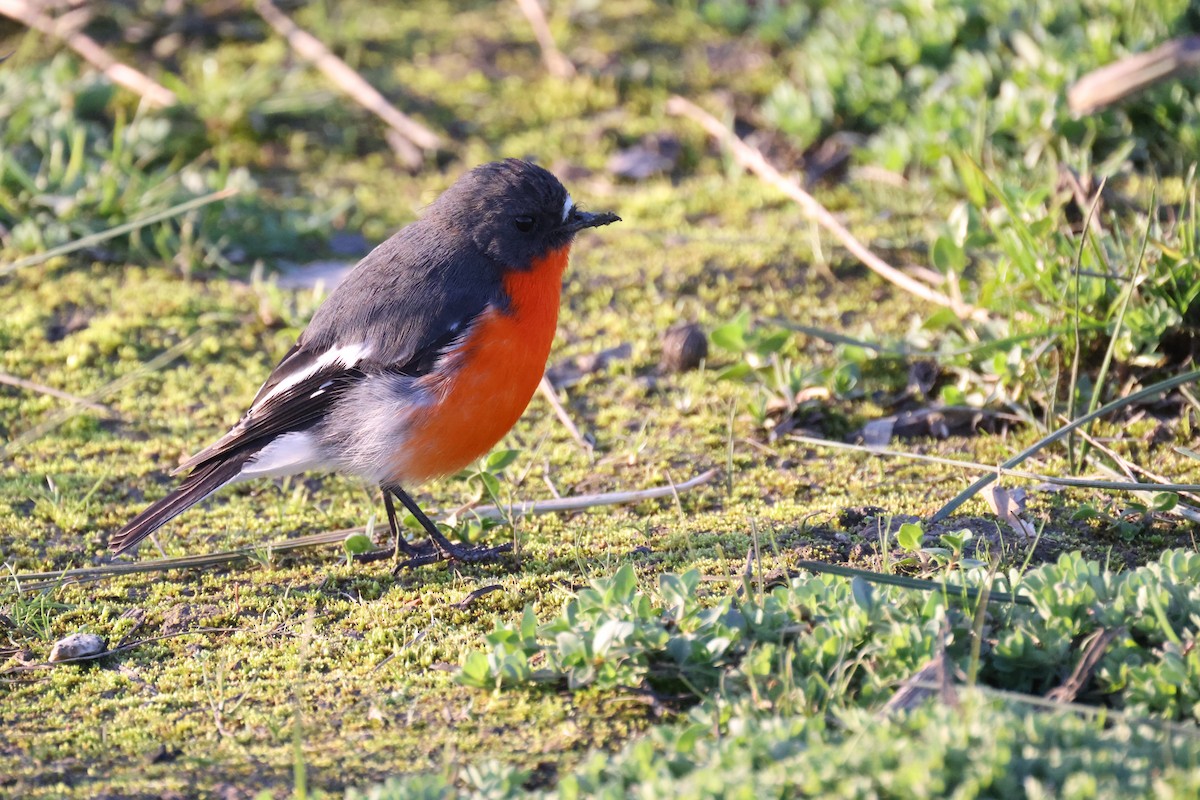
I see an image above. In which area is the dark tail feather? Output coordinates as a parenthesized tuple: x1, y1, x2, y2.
(110, 456, 248, 555)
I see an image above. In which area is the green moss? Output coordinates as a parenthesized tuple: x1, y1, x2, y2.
(3, 0, 1200, 796)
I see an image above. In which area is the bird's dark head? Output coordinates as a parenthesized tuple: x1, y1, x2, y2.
(428, 159, 620, 269)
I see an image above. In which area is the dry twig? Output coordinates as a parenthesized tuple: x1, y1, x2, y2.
(253, 0, 441, 169)
(0, 372, 116, 417)
(513, 0, 576, 79)
(789, 433, 1200, 494)
(666, 96, 988, 322)
(0, 0, 176, 107)
(1046, 627, 1123, 704)
(1067, 420, 1200, 507)
(455, 584, 505, 610)
(538, 374, 592, 452)
(880, 651, 958, 715)
(1069, 36, 1200, 115)
(10, 469, 719, 590)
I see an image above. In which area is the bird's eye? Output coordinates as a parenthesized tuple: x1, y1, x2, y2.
(514, 215, 536, 233)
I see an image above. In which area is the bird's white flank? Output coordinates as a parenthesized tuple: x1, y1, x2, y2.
(237, 431, 323, 479)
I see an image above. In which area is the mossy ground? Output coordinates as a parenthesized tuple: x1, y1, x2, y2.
(3, 1, 1200, 797)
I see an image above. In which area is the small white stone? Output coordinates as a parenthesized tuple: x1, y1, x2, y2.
(48, 632, 107, 662)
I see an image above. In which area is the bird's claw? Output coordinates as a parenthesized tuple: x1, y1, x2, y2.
(390, 540, 513, 573)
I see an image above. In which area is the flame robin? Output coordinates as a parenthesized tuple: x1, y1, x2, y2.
(110, 159, 620, 565)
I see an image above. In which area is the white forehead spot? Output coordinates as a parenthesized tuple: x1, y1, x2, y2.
(562, 193, 574, 222)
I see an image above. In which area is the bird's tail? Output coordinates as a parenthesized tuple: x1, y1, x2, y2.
(109, 455, 248, 555)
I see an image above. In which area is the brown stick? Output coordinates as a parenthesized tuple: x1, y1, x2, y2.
(538, 374, 592, 452)
(666, 96, 988, 322)
(1068, 420, 1200, 507)
(0, 0, 176, 107)
(513, 0, 576, 79)
(1069, 36, 1200, 115)
(13, 470, 719, 590)
(253, 0, 441, 167)
(0, 372, 116, 417)
(1045, 628, 1123, 704)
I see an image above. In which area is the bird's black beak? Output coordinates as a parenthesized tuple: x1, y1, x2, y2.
(563, 208, 621, 233)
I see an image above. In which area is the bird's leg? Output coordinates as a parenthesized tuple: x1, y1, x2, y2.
(382, 488, 420, 557)
(387, 484, 512, 569)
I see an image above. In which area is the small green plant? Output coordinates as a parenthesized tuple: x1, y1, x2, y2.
(463, 449, 522, 507)
(0, 56, 335, 272)
(343, 527, 375, 566)
(457, 549, 1200, 721)
(366, 550, 1200, 797)
(246, 543, 276, 570)
(0, 584, 72, 641)
(1070, 493, 1176, 542)
(447, 449, 523, 546)
(30, 474, 97, 532)
(895, 521, 986, 574)
(710, 312, 818, 427)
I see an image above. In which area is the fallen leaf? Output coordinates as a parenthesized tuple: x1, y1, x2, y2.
(984, 485, 1035, 537)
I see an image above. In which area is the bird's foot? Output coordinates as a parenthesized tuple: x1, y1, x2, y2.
(390, 539, 513, 573)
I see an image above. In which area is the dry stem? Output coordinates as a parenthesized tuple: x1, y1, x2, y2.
(1069, 36, 1200, 115)
(0, 0, 176, 107)
(667, 96, 988, 322)
(513, 0, 576, 79)
(253, 0, 441, 168)
(538, 374, 592, 452)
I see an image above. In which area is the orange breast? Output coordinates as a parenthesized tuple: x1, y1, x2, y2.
(388, 245, 571, 484)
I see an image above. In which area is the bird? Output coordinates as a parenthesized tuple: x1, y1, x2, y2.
(109, 159, 620, 565)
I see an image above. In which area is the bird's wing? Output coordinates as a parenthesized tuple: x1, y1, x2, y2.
(245, 224, 505, 411)
(174, 305, 488, 475)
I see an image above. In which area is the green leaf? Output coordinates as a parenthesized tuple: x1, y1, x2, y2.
(711, 312, 750, 352)
(659, 573, 692, 615)
(1151, 492, 1179, 513)
(476, 471, 501, 498)
(831, 363, 860, 396)
(342, 532, 373, 555)
(1175, 447, 1200, 461)
(850, 576, 875, 611)
(1070, 505, 1100, 522)
(951, 152, 988, 207)
(457, 518, 484, 544)
(674, 723, 709, 755)
(593, 619, 634, 657)
(940, 529, 971, 555)
(931, 234, 966, 273)
(939, 384, 967, 406)
(485, 449, 521, 473)
(751, 329, 791, 356)
(921, 306, 961, 332)
(610, 563, 638, 602)
(457, 651, 492, 688)
(717, 362, 754, 381)
(520, 605, 538, 642)
(896, 522, 924, 553)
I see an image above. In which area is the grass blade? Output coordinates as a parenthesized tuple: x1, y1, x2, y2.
(791, 560, 1032, 607)
(932, 369, 1200, 521)
(0, 332, 202, 461)
(790, 434, 1200, 493)
(0, 187, 238, 276)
